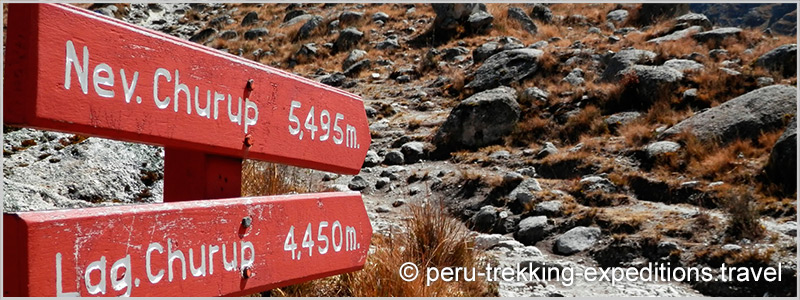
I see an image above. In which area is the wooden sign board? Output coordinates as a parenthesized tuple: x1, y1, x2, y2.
(3, 3, 371, 175)
(3, 192, 373, 297)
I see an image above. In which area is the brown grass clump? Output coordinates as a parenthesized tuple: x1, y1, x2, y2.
(618, 122, 655, 147)
(241, 160, 314, 196)
(562, 105, 609, 143)
(275, 200, 497, 296)
(721, 190, 765, 240)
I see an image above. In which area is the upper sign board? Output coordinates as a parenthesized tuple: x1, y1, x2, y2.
(3, 4, 371, 174)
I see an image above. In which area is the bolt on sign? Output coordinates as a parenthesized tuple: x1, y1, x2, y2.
(3, 3, 373, 297)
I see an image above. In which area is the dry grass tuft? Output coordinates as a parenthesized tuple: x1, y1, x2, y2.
(242, 160, 314, 196)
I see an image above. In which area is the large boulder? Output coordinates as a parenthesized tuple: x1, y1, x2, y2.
(466, 49, 543, 92)
(755, 44, 797, 78)
(431, 3, 492, 35)
(554, 226, 602, 255)
(765, 117, 796, 194)
(647, 26, 702, 44)
(333, 27, 364, 53)
(432, 87, 521, 152)
(507, 6, 537, 35)
(514, 216, 549, 245)
(622, 65, 684, 108)
(675, 13, 712, 29)
(600, 49, 657, 81)
(660, 85, 797, 144)
(692, 27, 742, 44)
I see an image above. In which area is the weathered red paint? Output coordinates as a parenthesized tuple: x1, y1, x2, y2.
(3, 192, 373, 297)
(3, 3, 371, 175)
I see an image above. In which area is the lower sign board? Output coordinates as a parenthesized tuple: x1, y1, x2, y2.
(2, 192, 372, 296)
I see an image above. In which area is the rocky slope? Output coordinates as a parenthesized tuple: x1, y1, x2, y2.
(3, 3, 797, 297)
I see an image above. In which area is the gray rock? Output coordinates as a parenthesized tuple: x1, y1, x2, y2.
(375, 177, 390, 189)
(562, 68, 585, 86)
(755, 44, 797, 77)
(507, 6, 537, 35)
(494, 239, 525, 251)
(241, 11, 259, 26)
(489, 150, 511, 160)
(333, 27, 364, 53)
(466, 49, 543, 92)
(600, 49, 657, 81)
(467, 10, 494, 34)
(503, 171, 525, 186)
(380, 166, 407, 181)
(534, 200, 563, 216)
(376, 37, 400, 50)
(473, 42, 502, 63)
(554, 226, 602, 255)
(189, 28, 217, 43)
(774, 221, 797, 237)
(516, 166, 537, 177)
(296, 43, 318, 57)
(475, 233, 506, 250)
(766, 117, 796, 194)
(348, 176, 368, 191)
(587, 27, 602, 34)
(510, 178, 542, 210)
(579, 176, 617, 193)
(363, 150, 380, 167)
(709, 48, 729, 59)
(383, 150, 405, 165)
(657, 241, 681, 256)
(721, 244, 742, 252)
(530, 4, 553, 23)
(319, 72, 346, 87)
(338, 10, 363, 25)
(432, 87, 521, 151)
(296, 15, 323, 41)
(606, 9, 629, 23)
(663, 59, 704, 72)
(529, 40, 548, 49)
(521, 87, 549, 102)
(401, 142, 426, 164)
(243, 28, 269, 40)
(757, 77, 775, 87)
(343, 49, 367, 71)
(515, 216, 549, 245)
(284, 10, 307, 23)
(647, 26, 703, 44)
(375, 206, 391, 213)
(471, 205, 498, 232)
(675, 13, 712, 29)
(441, 47, 470, 61)
(692, 27, 742, 44)
(605, 111, 642, 130)
(343, 59, 371, 77)
(661, 85, 797, 144)
(536, 142, 558, 159)
(625, 65, 684, 106)
(372, 12, 389, 22)
(218, 30, 238, 40)
(644, 141, 681, 158)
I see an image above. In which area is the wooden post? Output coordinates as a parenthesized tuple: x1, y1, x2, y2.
(164, 148, 242, 202)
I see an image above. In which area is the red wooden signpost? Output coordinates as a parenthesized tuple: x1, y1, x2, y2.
(3, 3, 373, 296)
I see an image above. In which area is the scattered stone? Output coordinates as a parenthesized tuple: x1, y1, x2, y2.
(606, 9, 629, 23)
(507, 6, 537, 35)
(648, 26, 703, 44)
(692, 27, 742, 44)
(510, 178, 542, 211)
(657, 241, 681, 256)
(383, 150, 405, 165)
(536, 142, 558, 159)
(663, 59, 704, 72)
(401, 142, 426, 164)
(466, 10, 494, 34)
(441, 47, 470, 61)
(295, 15, 322, 40)
(241, 11, 259, 26)
(189, 28, 217, 43)
(530, 4, 553, 23)
(471, 205, 498, 232)
(675, 13, 712, 29)
(554, 226, 602, 255)
(534, 200, 563, 217)
(392, 199, 406, 207)
(516, 167, 537, 177)
(475, 233, 506, 250)
(562, 68, 585, 86)
(409, 186, 422, 196)
(465, 49, 543, 92)
(363, 151, 380, 168)
(319, 72, 346, 87)
(338, 10, 363, 25)
(375, 206, 391, 213)
(283, 10, 307, 23)
(755, 44, 797, 77)
(605, 111, 642, 131)
(348, 176, 368, 191)
(503, 172, 525, 186)
(376, 37, 400, 50)
(600, 49, 657, 81)
(372, 12, 389, 22)
(644, 141, 681, 158)
(333, 27, 364, 53)
(380, 166, 407, 181)
(515, 216, 549, 245)
(579, 176, 617, 193)
(432, 87, 521, 151)
(521, 87, 549, 103)
(243, 28, 269, 40)
(218, 30, 238, 40)
(375, 177, 390, 189)
(721, 244, 742, 252)
(489, 150, 511, 160)
(661, 85, 797, 144)
(344, 59, 371, 77)
(343, 49, 367, 71)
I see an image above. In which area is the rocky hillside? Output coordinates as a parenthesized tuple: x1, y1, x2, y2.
(3, 3, 797, 297)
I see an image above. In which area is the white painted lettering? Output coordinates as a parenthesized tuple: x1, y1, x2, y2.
(153, 68, 171, 109)
(244, 99, 259, 134)
(120, 69, 140, 103)
(208, 244, 219, 275)
(195, 88, 211, 118)
(55, 253, 80, 297)
(240, 241, 255, 268)
(84, 256, 107, 295)
(173, 70, 191, 114)
(213, 92, 225, 120)
(146, 242, 164, 284)
(189, 245, 207, 277)
(227, 95, 242, 125)
(64, 40, 89, 94)
(222, 242, 237, 271)
(92, 63, 114, 98)
(110, 255, 132, 297)
(167, 239, 187, 282)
